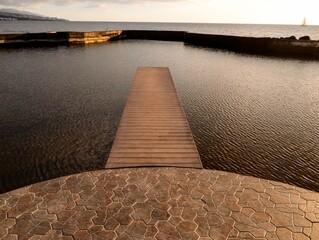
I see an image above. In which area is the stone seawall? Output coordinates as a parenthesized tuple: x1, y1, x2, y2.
(68, 31, 122, 44)
(0, 30, 122, 47)
(121, 30, 185, 42)
(0, 32, 69, 46)
(1, 30, 319, 59)
(184, 32, 319, 59)
(184, 33, 267, 54)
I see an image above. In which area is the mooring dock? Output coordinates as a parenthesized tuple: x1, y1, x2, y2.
(106, 67, 203, 169)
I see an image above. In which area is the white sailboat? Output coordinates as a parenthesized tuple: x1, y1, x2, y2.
(301, 17, 306, 26)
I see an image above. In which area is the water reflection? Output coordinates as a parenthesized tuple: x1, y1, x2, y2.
(0, 40, 319, 193)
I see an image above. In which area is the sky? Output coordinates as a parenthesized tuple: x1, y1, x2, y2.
(1, 0, 319, 25)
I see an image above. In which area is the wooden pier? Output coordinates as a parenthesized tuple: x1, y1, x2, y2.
(106, 67, 202, 169)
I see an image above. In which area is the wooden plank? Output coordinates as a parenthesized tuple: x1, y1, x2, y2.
(114, 140, 194, 143)
(110, 148, 197, 153)
(111, 144, 197, 149)
(106, 67, 203, 169)
(110, 153, 199, 158)
(107, 158, 201, 163)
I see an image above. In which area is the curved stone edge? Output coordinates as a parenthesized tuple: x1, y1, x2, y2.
(0, 167, 319, 240)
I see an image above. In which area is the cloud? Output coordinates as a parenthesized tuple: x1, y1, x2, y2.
(0, 0, 186, 8)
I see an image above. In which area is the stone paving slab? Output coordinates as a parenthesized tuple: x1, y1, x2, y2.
(1, 168, 319, 240)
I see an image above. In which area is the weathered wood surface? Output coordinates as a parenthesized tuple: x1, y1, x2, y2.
(106, 67, 202, 169)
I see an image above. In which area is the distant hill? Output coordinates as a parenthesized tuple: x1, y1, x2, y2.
(0, 8, 68, 21)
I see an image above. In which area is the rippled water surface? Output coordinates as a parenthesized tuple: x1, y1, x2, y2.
(1, 40, 319, 193)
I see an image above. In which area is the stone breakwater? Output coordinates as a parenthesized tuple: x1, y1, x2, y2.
(1, 30, 319, 59)
(1, 168, 319, 240)
(184, 32, 319, 59)
(0, 31, 123, 46)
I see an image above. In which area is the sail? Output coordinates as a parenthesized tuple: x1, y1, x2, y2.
(302, 17, 306, 26)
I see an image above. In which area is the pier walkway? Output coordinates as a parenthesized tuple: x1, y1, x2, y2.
(106, 67, 202, 169)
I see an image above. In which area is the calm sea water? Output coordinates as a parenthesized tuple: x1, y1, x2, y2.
(0, 21, 319, 39)
(1, 22, 319, 193)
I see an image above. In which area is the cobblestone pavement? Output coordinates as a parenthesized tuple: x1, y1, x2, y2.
(1, 168, 319, 240)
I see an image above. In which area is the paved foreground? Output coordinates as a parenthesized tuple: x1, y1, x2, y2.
(1, 168, 319, 240)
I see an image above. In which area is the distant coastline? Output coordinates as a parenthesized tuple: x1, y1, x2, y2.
(0, 18, 68, 21)
(0, 8, 68, 21)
